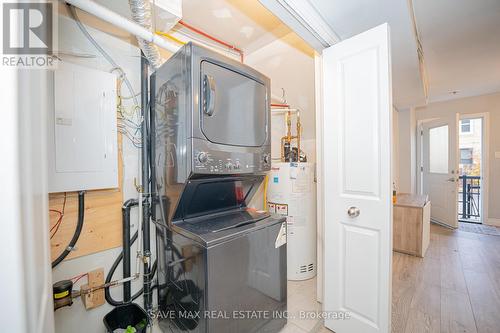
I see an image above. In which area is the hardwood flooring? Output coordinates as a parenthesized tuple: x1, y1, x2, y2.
(392, 223, 500, 333)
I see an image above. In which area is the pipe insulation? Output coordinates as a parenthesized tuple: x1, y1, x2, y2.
(64, 0, 179, 54)
(129, 0, 162, 70)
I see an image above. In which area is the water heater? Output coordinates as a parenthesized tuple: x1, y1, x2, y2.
(267, 162, 316, 280)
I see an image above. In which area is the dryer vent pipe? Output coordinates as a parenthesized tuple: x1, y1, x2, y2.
(129, 0, 162, 69)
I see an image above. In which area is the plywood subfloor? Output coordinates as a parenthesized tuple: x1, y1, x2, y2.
(392, 223, 500, 333)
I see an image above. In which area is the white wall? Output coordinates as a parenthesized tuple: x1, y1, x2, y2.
(397, 107, 417, 193)
(1, 69, 55, 333)
(414, 92, 500, 221)
(245, 35, 316, 212)
(245, 35, 316, 163)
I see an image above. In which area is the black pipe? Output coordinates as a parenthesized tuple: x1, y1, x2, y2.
(105, 229, 138, 306)
(141, 51, 152, 311)
(106, 198, 160, 306)
(122, 199, 138, 302)
(149, 59, 158, 307)
(52, 191, 85, 268)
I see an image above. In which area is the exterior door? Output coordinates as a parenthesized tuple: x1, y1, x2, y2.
(422, 116, 459, 228)
(322, 24, 393, 333)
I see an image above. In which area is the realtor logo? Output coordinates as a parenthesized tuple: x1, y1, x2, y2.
(2, 1, 56, 67)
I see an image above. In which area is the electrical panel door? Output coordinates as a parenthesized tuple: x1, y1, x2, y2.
(48, 62, 118, 192)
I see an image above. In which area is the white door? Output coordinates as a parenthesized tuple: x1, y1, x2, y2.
(422, 116, 459, 228)
(322, 23, 393, 333)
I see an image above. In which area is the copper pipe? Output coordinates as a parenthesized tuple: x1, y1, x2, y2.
(279, 109, 302, 162)
(271, 103, 290, 108)
(177, 20, 244, 62)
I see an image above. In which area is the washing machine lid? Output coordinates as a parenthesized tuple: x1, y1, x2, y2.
(173, 212, 284, 247)
(172, 175, 263, 221)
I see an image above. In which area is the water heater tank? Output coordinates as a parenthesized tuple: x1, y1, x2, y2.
(267, 162, 316, 280)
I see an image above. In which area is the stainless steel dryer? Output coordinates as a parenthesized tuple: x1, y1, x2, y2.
(151, 42, 286, 333)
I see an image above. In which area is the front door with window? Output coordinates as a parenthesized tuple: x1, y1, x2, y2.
(422, 115, 459, 228)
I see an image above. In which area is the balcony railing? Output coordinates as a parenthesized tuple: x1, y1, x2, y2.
(458, 175, 481, 223)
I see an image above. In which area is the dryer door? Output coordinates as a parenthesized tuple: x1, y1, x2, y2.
(200, 61, 268, 147)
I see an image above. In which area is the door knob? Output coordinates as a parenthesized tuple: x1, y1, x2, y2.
(446, 177, 456, 182)
(347, 207, 360, 218)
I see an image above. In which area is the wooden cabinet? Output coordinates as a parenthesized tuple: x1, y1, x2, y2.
(393, 193, 431, 257)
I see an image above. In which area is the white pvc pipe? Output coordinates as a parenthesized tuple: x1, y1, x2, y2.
(65, 0, 180, 54)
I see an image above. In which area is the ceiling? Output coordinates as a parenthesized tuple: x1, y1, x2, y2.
(308, 0, 426, 109)
(413, 0, 500, 103)
(93, 0, 314, 57)
(308, 0, 500, 108)
(181, 0, 290, 54)
(92, 0, 500, 109)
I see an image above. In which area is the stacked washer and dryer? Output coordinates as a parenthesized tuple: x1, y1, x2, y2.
(152, 43, 287, 333)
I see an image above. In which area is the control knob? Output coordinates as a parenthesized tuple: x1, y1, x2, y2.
(197, 152, 208, 164)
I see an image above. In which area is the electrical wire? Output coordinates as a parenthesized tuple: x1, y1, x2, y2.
(68, 5, 139, 106)
(52, 191, 85, 268)
(177, 19, 244, 62)
(71, 273, 88, 285)
(155, 30, 186, 45)
(69, 4, 145, 151)
(50, 192, 67, 239)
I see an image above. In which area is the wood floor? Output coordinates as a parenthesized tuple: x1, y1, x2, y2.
(392, 223, 500, 333)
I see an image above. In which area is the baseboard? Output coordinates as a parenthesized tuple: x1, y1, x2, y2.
(486, 218, 500, 227)
(430, 219, 456, 229)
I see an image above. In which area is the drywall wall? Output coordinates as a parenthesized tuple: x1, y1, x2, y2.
(398, 107, 417, 193)
(245, 33, 316, 212)
(245, 34, 316, 163)
(415, 92, 500, 221)
(1, 69, 55, 333)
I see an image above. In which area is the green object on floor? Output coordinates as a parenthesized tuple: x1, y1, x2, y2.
(125, 326, 136, 333)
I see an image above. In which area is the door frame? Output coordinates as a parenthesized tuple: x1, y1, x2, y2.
(458, 112, 490, 225)
(416, 118, 440, 196)
(314, 52, 324, 303)
(416, 113, 490, 226)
